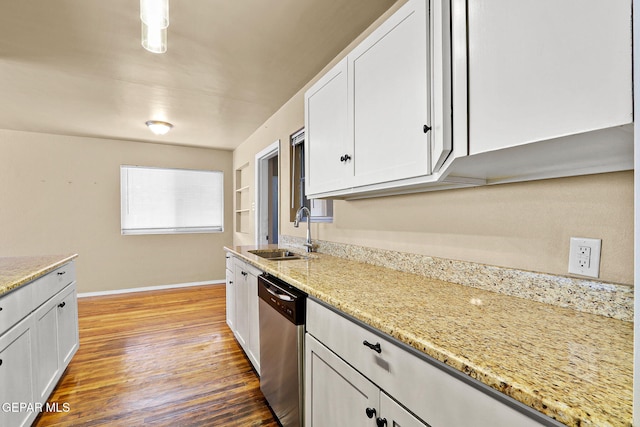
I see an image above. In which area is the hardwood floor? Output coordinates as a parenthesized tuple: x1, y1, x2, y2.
(33, 284, 278, 427)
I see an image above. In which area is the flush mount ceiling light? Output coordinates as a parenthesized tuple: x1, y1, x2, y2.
(140, 0, 169, 53)
(145, 120, 173, 135)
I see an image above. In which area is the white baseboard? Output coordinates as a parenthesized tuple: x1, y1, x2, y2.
(77, 280, 225, 298)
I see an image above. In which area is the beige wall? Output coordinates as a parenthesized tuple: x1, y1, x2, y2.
(0, 129, 233, 293)
(233, 0, 634, 286)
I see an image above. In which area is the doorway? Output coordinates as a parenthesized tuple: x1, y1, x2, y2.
(255, 140, 280, 245)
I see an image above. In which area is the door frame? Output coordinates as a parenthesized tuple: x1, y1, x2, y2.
(255, 140, 280, 245)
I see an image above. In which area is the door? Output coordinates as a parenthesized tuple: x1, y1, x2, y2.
(34, 297, 61, 401)
(305, 334, 379, 426)
(466, 0, 632, 155)
(0, 316, 37, 427)
(350, 0, 432, 186)
(246, 270, 260, 374)
(225, 268, 235, 331)
(233, 259, 249, 348)
(57, 285, 79, 367)
(305, 58, 352, 195)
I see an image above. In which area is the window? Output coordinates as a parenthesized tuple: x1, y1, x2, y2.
(120, 165, 224, 235)
(289, 129, 333, 223)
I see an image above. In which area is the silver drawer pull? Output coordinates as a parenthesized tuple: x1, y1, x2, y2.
(363, 340, 382, 354)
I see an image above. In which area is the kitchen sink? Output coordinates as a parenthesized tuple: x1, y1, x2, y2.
(248, 249, 306, 261)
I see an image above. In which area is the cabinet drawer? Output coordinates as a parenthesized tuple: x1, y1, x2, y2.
(307, 299, 547, 427)
(225, 254, 234, 271)
(32, 262, 76, 309)
(0, 285, 33, 334)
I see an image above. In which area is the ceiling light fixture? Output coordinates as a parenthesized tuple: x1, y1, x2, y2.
(145, 120, 173, 135)
(140, 0, 169, 53)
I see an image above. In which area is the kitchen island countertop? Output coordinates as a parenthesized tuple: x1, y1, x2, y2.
(225, 245, 633, 427)
(0, 254, 78, 296)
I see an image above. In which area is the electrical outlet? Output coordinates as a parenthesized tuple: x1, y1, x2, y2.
(568, 237, 601, 278)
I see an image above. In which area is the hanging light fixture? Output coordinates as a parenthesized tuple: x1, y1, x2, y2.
(140, 0, 169, 53)
(145, 120, 173, 135)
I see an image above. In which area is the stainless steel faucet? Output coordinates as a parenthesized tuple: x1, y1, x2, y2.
(293, 206, 313, 252)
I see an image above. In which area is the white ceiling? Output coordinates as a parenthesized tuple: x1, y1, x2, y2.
(0, 0, 396, 150)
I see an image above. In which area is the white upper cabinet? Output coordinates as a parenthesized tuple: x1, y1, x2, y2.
(465, 0, 632, 156)
(305, 0, 459, 199)
(350, 0, 433, 187)
(305, 59, 351, 196)
(304, 0, 633, 199)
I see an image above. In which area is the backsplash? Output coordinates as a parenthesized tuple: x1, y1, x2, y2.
(279, 235, 633, 321)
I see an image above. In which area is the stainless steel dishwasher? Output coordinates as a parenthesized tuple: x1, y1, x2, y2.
(258, 273, 306, 427)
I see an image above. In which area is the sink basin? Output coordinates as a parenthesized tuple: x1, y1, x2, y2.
(248, 249, 306, 261)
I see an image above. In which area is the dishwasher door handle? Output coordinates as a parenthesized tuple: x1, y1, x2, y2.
(263, 283, 294, 302)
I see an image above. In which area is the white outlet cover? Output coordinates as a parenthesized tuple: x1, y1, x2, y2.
(568, 237, 601, 278)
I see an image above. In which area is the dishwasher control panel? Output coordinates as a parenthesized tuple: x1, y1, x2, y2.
(258, 274, 306, 325)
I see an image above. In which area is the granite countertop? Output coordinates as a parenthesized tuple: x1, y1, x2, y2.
(225, 245, 633, 427)
(0, 254, 78, 297)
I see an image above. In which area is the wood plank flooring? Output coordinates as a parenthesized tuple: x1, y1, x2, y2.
(33, 284, 278, 427)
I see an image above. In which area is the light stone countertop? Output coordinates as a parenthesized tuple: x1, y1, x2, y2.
(226, 245, 633, 427)
(0, 254, 78, 296)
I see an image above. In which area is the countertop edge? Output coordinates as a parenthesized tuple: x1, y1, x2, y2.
(0, 254, 78, 297)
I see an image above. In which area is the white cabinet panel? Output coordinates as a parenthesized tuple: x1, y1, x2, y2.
(233, 259, 249, 349)
(467, 0, 632, 155)
(32, 262, 75, 310)
(34, 297, 61, 402)
(0, 316, 37, 427)
(305, 334, 379, 427)
(34, 283, 79, 402)
(246, 270, 260, 374)
(351, 0, 431, 186)
(0, 284, 32, 333)
(225, 267, 235, 331)
(57, 284, 79, 367)
(305, 58, 351, 195)
(231, 256, 261, 374)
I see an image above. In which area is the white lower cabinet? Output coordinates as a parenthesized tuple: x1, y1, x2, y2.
(306, 333, 426, 427)
(306, 299, 554, 427)
(34, 282, 79, 403)
(231, 255, 261, 374)
(0, 315, 37, 427)
(0, 261, 79, 427)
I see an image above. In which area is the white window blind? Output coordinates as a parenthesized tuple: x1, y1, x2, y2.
(120, 165, 224, 235)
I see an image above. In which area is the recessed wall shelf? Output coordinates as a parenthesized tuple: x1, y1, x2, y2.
(235, 163, 251, 233)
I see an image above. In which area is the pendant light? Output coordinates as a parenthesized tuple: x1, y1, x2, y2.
(140, 0, 169, 53)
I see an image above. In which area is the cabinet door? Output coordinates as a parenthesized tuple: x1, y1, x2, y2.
(0, 316, 37, 427)
(350, 0, 432, 186)
(34, 296, 61, 402)
(305, 334, 379, 427)
(233, 260, 248, 349)
(246, 271, 260, 375)
(305, 58, 352, 196)
(467, 0, 632, 155)
(379, 392, 428, 427)
(57, 284, 79, 367)
(225, 268, 235, 331)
